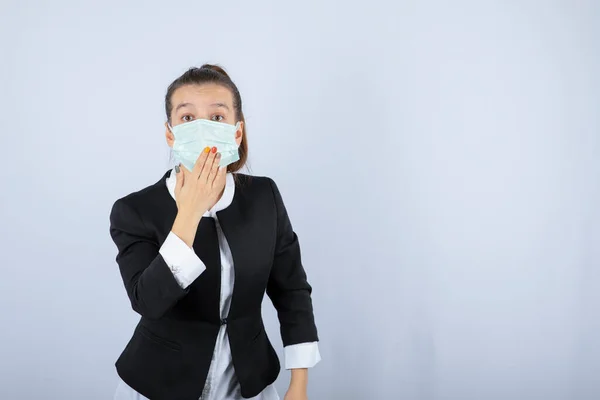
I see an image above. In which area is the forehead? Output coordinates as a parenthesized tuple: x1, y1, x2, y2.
(171, 83, 233, 108)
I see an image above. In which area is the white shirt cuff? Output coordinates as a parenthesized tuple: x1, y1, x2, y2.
(159, 231, 206, 289)
(284, 342, 321, 369)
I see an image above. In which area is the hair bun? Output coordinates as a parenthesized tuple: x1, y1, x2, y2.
(200, 64, 230, 79)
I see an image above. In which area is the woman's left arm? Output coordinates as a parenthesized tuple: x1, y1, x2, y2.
(266, 179, 320, 399)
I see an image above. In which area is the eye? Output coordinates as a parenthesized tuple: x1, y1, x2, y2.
(182, 114, 194, 122)
(211, 114, 224, 122)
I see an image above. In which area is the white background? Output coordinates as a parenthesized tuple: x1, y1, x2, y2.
(1, 1, 598, 399)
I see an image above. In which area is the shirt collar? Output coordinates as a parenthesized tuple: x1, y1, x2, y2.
(165, 168, 235, 218)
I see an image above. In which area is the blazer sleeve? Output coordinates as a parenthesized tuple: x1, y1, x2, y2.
(266, 178, 319, 346)
(109, 198, 189, 319)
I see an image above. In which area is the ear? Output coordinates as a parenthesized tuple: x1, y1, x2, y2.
(165, 122, 174, 148)
(235, 121, 244, 147)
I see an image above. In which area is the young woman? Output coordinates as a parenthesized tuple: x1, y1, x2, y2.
(109, 65, 320, 400)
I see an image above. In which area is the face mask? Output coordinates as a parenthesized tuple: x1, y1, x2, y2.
(169, 119, 241, 171)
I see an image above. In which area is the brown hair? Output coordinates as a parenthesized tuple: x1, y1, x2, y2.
(165, 64, 248, 173)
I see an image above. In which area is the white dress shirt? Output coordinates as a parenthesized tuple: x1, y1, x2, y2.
(114, 170, 321, 400)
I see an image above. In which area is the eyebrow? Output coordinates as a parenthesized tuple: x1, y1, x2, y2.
(174, 102, 230, 112)
(210, 103, 230, 111)
(174, 102, 195, 112)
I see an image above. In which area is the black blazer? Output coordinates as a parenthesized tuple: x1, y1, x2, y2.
(109, 171, 318, 400)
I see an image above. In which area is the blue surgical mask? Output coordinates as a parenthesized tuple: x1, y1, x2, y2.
(169, 119, 241, 171)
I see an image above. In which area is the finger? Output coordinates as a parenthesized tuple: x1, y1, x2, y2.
(192, 147, 211, 177)
(210, 164, 227, 189)
(174, 164, 184, 195)
(206, 152, 222, 185)
(199, 147, 218, 183)
(213, 165, 227, 187)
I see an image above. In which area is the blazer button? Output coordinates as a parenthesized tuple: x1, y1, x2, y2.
(220, 318, 228, 325)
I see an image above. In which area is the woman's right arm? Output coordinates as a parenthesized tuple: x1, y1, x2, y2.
(110, 148, 225, 319)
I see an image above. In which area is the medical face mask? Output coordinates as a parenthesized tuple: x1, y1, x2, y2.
(169, 119, 241, 171)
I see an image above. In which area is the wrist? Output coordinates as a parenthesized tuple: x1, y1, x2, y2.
(288, 383, 307, 393)
(176, 204, 206, 221)
(172, 212, 202, 248)
(179, 205, 203, 217)
(289, 368, 308, 389)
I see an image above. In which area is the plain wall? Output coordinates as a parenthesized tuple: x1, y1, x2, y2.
(0, 1, 598, 399)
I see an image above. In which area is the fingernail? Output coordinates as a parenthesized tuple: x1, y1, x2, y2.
(211, 147, 217, 153)
(216, 152, 221, 158)
(174, 165, 180, 173)
(204, 147, 210, 153)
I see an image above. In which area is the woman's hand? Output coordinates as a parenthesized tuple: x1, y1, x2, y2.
(174, 147, 226, 218)
(171, 147, 226, 247)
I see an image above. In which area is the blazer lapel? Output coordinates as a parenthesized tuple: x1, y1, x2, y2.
(217, 178, 250, 320)
(157, 170, 178, 232)
(141, 170, 179, 237)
